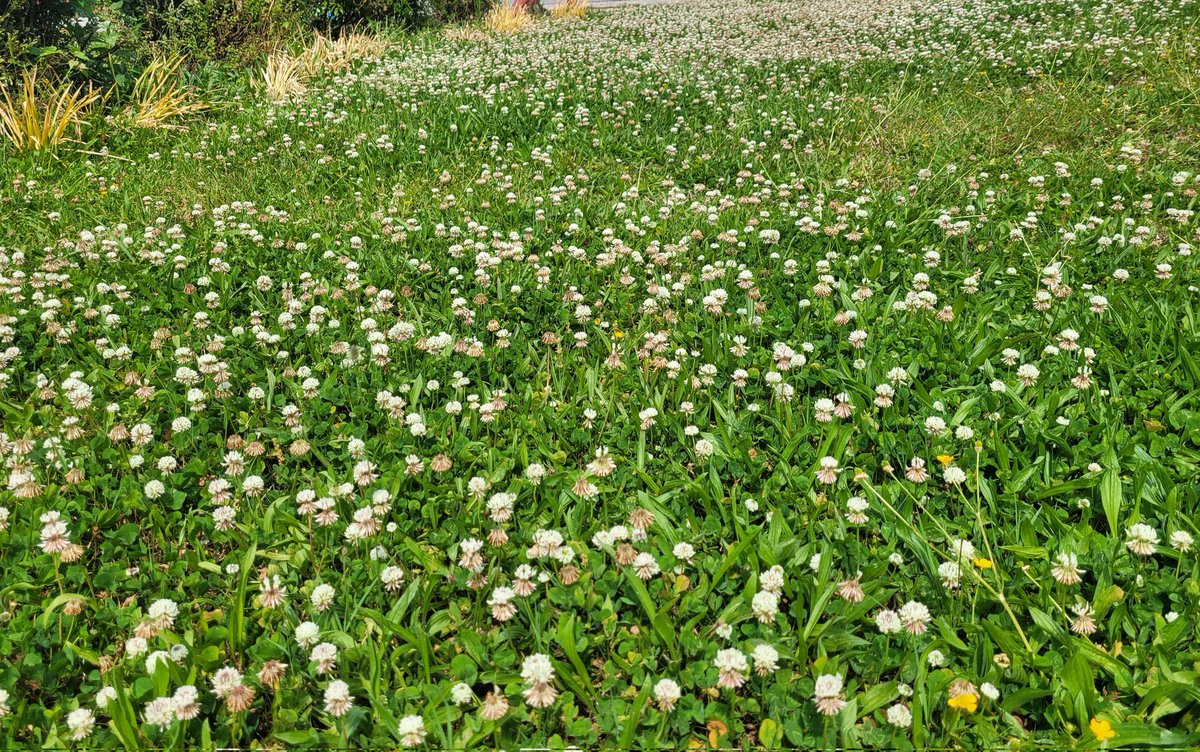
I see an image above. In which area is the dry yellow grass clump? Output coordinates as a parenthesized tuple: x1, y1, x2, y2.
(266, 30, 392, 102)
(336, 30, 392, 59)
(260, 52, 308, 102)
(301, 33, 348, 78)
(485, 3, 532, 33)
(303, 30, 393, 77)
(0, 69, 99, 150)
(550, 0, 589, 19)
(127, 55, 209, 129)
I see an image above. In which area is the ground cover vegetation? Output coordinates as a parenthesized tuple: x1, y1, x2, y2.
(2, 0, 1200, 748)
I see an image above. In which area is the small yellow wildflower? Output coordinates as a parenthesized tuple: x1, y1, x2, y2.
(936, 454, 955, 467)
(1090, 717, 1115, 741)
(973, 557, 994, 569)
(948, 693, 978, 713)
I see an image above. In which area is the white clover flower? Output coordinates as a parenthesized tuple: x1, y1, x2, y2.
(397, 715, 427, 747)
(521, 654, 555, 685)
(66, 708, 96, 740)
(1170, 530, 1193, 552)
(944, 466, 967, 484)
(751, 644, 780, 674)
(653, 678, 681, 711)
(876, 609, 902, 634)
(124, 636, 148, 658)
(311, 583, 336, 611)
(451, 683, 474, 705)
(295, 621, 321, 648)
(886, 703, 913, 728)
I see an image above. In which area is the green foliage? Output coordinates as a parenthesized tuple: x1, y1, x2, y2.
(0, 0, 482, 88)
(141, 0, 305, 65)
(0, 0, 146, 86)
(1, 0, 1200, 749)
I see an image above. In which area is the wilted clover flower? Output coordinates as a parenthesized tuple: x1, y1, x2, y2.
(310, 642, 338, 674)
(480, 687, 509, 721)
(458, 538, 485, 571)
(521, 653, 558, 708)
(633, 552, 660, 580)
(489, 587, 517, 622)
(173, 685, 200, 719)
(816, 456, 840, 484)
(899, 601, 931, 634)
(144, 696, 176, 730)
(845, 496, 869, 524)
(1016, 364, 1040, 387)
(813, 674, 846, 716)
(1126, 523, 1159, 556)
(1051, 552, 1085, 585)
(323, 680, 352, 717)
(381, 565, 405, 591)
(211, 667, 244, 699)
(259, 575, 286, 609)
(713, 648, 748, 690)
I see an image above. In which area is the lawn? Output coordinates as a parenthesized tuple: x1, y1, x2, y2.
(2, 0, 1200, 748)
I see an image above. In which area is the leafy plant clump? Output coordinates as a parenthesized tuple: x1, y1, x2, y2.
(1, 0, 1200, 749)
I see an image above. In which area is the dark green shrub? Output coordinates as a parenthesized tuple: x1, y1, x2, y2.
(427, 0, 486, 24)
(141, 0, 305, 65)
(0, 0, 485, 86)
(0, 0, 145, 85)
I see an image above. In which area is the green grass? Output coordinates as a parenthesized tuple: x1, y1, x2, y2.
(1, 0, 1200, 748)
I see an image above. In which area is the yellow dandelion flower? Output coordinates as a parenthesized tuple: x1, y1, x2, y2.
(973, 557, 994, 569)
(948, 693, 978, 713)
